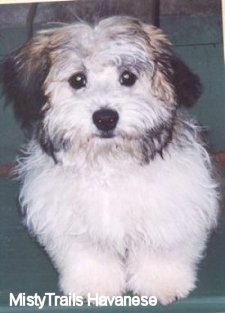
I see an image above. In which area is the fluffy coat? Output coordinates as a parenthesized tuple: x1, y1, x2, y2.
(3, 16, 219, 305)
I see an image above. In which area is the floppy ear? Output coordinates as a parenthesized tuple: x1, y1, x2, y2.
(170, 55, 202, 107)
(143, 25, 202, 107)
(2, 34, 51, 128)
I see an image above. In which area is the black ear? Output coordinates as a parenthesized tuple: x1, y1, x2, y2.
(171, 56, 202, 107)
(2, 36, 51, 129)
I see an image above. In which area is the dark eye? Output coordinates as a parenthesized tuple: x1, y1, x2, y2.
(69, 72, 87, 89)
(120, 70, 137, 87)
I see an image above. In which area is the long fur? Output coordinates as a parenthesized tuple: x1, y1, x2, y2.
(3, 16, 218, 305)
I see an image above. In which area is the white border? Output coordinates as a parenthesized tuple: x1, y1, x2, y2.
(222, 0, 225, 61)
(0, 0, 72, 4)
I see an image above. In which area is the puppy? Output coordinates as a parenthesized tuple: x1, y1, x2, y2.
(3, 16, 219, 305)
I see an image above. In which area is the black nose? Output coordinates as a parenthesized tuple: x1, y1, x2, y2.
(92, 109, 119, 131)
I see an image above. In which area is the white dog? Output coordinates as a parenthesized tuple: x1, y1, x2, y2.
(3, 16, 219, 305)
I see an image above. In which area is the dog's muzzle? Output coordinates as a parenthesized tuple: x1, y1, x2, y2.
(92, 109, 119, 138)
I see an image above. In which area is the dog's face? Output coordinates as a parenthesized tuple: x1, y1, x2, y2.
(3, 16, 202, 163)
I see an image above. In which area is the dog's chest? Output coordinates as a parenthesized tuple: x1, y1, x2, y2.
(23, 150, 161, 250)
(65, 160, 152, 244)
(72, 161, 149, 231)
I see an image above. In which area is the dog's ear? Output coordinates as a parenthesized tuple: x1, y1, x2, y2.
(2, 34, 51, 128)
(142, 25, 202, 107)
(170, 55, 202, 107)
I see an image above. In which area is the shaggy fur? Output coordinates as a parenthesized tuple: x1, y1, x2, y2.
(3, 16, 219, 305)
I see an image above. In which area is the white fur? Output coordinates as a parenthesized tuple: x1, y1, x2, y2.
(18, 128, 218, 304)
(15, 17, 219, 305)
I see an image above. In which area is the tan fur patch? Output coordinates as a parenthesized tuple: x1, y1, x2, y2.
(141, 25, 176, 105)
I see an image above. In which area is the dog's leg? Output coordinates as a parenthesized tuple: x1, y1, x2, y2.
(57, 240, 126, 297)
(126, 246, 199, 305)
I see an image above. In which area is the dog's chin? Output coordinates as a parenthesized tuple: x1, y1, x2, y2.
(94, 129, 141, 141)
(96, 130, 115, 139)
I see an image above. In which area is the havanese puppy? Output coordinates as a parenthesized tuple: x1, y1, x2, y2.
(3, 16, 219, 305)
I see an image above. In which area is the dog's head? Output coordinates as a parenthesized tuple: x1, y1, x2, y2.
(3, 16, 202, 163)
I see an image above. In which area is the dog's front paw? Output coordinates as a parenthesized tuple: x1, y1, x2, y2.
(59, 255, 125, 298)
(127, 260, 196, 305)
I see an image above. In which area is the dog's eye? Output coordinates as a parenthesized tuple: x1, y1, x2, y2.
(69, 73, 87, 89)
(120, 71, 137, 87)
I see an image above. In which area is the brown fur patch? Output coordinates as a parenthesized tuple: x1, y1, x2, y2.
(141, 25, 176, 105)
